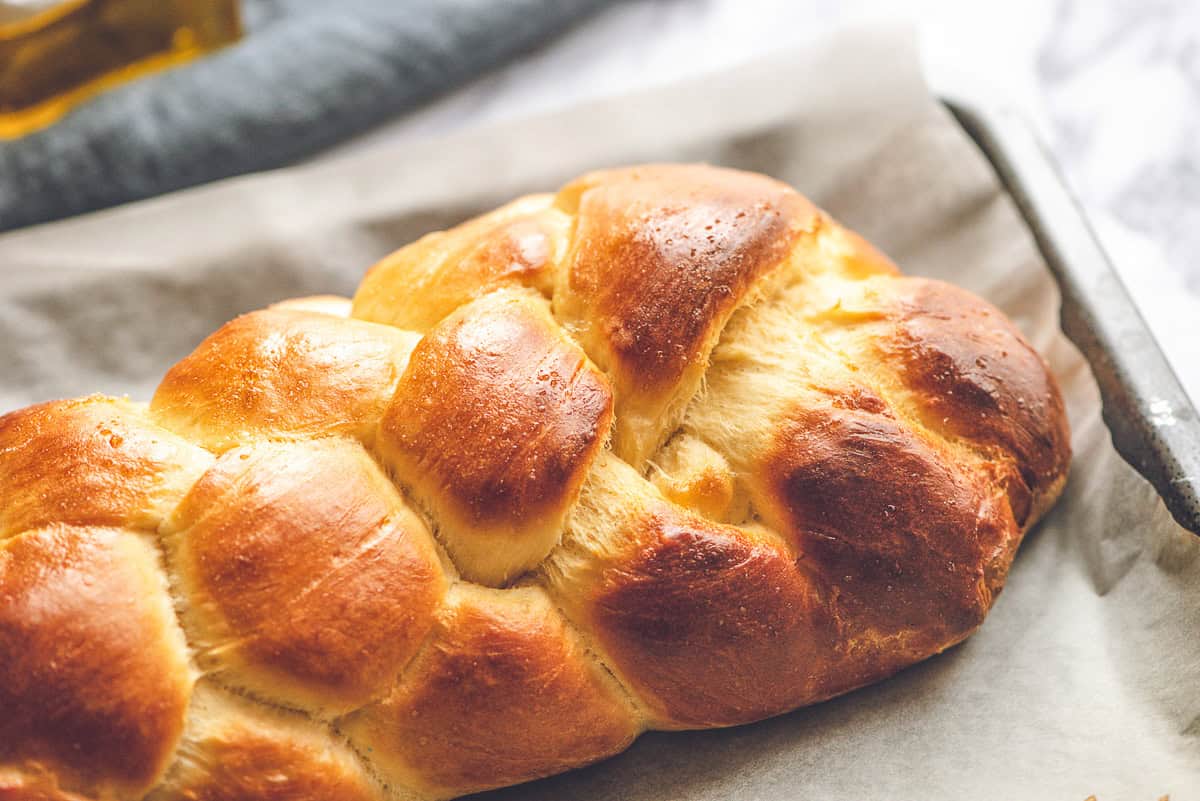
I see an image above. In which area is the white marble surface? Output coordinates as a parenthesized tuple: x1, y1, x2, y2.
(331, 0, 1200, 405)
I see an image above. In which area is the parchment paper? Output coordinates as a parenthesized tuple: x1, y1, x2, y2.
(0, 26, 1195, 800)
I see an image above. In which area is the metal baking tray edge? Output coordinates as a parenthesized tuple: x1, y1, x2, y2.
(944, 99, 1200, 536)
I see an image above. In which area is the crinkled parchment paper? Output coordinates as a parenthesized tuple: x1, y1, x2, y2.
(0, 26, 1195, 801)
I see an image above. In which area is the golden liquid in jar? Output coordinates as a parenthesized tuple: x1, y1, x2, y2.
(0, 0, 241, 138)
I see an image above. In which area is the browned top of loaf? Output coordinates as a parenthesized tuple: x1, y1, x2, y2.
(0, 526, 192, 799)
(0, 163, 1070, 801)
(560, 165, 814, 392)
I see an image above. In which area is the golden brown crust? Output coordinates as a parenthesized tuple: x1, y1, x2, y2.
(164, 440, 447, 714)
(879, 278, 1071, 525)
(0, 526, 193, 800)
(151, 309, 418, 452)
(795, 273, 1071, 528)
(554, 503, 836, 728)
(0, 163, 1072, 799)
(343, 584, 639, 798)
(377, 290, 613, 586)
(755, 388, 1019, 648)
(554, 164, 818, 463)
(149, 684, 383, 801)
(352, 195, 566, 332)
(0, 396, 213, 541)
(822, 223, 903, 278)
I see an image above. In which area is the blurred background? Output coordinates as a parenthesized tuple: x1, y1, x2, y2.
(1, 0, 1196, 399)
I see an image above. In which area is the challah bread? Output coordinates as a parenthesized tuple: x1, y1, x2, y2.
(0, 164, 1070, 800)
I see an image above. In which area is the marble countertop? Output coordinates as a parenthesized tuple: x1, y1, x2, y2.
(333, 0, 1199, 405)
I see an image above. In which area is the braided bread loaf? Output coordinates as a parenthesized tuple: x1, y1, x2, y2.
(0, 164, 1070, 800)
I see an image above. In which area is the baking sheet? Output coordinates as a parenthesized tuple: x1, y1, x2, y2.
(0, 25, 1196, 800)
(947, 100, 1200, 536)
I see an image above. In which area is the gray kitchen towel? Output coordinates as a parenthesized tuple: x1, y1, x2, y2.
(0, 0, 615, 232)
